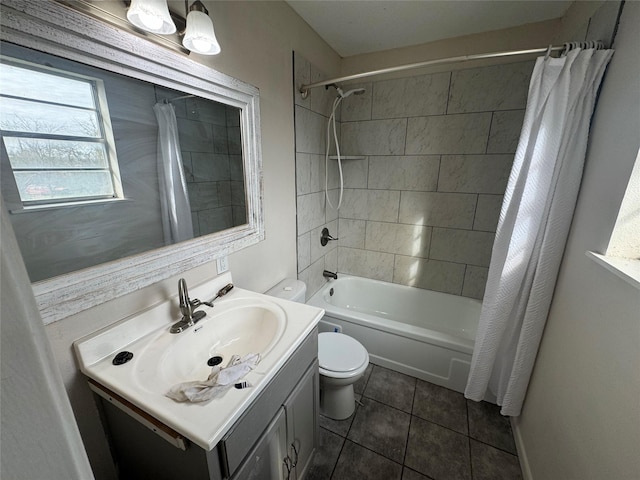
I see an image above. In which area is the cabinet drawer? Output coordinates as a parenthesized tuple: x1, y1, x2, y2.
(220, 329, 318, 477)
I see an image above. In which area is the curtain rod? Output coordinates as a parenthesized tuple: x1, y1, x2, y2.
(299, 41, 602, 98)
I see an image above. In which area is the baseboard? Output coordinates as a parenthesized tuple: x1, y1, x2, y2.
(511, 417, 534, 480)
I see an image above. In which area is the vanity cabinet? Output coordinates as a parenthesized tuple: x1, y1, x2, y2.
(95, 329, 318, 480)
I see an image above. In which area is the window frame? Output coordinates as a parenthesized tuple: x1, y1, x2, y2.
(0, 55, 124, 208)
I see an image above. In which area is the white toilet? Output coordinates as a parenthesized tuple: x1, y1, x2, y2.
(317, 331, 369, 420)
(266, 279, 369, 420)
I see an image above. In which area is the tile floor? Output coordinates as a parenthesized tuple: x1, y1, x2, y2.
(307, 364, 523, 480)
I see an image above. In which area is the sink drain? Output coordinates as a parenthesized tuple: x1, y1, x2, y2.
(207, 356, 223, 367)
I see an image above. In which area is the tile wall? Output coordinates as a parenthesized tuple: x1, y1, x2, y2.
(161, 90, 246, 236)
(294, 52, 344, 299)
(295, 53, 533, 300)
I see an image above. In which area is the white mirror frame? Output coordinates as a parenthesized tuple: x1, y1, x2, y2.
(1, 0, 264, 324)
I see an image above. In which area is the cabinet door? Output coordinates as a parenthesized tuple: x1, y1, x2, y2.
(283, 361, 319, 479)
(230, 407, 288, 480)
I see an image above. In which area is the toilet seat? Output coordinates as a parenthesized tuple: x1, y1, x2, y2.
(318, 332, 369, 379)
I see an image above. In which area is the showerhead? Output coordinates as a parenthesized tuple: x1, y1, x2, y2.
(337, 87, 366, 99)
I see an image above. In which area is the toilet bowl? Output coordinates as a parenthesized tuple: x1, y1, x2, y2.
(318, 332, 369, 420)
(265, 278, 370, 420)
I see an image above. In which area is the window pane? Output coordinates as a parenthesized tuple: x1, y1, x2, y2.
(14, 171, 115, 202)
(0, 62, 95, 108)
(3, 137, 109, 169)
(0, 97, 101, 137)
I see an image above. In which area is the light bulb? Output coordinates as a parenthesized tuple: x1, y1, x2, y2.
(183, 9, 220, 55)
(191, 38, 212, 53)
(126, 0, 176, 35)
(138, 12, 163, 31)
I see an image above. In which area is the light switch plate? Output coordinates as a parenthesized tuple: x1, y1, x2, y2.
(216, 256, 229, 274)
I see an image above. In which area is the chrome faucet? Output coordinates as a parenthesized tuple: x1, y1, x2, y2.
(170, 278, 212, 334)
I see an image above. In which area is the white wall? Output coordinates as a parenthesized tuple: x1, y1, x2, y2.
(513, 2, 640, 479)
(40, 2, 341, 478)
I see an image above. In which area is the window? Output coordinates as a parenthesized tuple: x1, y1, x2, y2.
(0, 56, 123, 207)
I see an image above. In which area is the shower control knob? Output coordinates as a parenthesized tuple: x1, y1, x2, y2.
(320, 227, 338, 246)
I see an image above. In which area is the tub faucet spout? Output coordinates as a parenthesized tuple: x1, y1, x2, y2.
(323, 270, 338, 280)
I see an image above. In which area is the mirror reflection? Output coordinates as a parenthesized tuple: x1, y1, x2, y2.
(0, 42, 247, 282)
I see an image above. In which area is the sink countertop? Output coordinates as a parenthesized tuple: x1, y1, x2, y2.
(74, 272, 324, 450)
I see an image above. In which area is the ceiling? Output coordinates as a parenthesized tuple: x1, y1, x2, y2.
(286, 1, 573, 57)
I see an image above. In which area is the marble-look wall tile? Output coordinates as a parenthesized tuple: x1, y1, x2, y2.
(473, 195, 504, 232)
(341, 82, 372, 122)
(227, 127, 242, 155)
(372, 72, 450, 119)
(393, 256, 465, 295)
(310, 220, 338, 264)
(297, 231, 311, 273)
(293, 51, 311, 108)
(297, 191, 325, 234)
(325, 247, 338, 273)
(232, 205, 246, 226)
(295, 105, 326, 154)
(406, 113, 492, 155)
(217, 181, 231, 206)
(326, 198, 339, 223)
(366, 221, 431, 258)
(199, 206, 233, 235)
(299, 256, 328, 301)
(296, 152, 311, 196)
(231, 181, 245, 206)
(310, 64, 337, 117)
(188, 182, 218, 210)
(447, 62, 534, 114)
(176, 117, 214, 152)
(487, 110, 525, 154)
(340, 189, 400, 222)
(226, 106, 241, 127)
(229, 155, 243, 181)
(462, 266, 489, 300)
(185, 96, 227, 126)
(181, 151, 194, 182)
(438, 155, 513, 194)
(192, 153, 230, 182)
(399, 192, 477, 229)
(338, 219, 366, 248)
(341, 157, 369, 188)
(297, 153, 327, 195)
(339, 247, 395, 282)
(368, 156, 439, 191)
(341, 119, 407, 156)
(430, 228, 495, 267)
(212, 125, 229, 154)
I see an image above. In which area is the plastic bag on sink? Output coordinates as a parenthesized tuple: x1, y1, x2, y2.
(166, 353, 261, 403)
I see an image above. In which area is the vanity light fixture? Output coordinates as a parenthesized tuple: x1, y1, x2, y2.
(124, 0, 220, 55)
(126, 0, 176, 34)
(182, 1, 221, 55)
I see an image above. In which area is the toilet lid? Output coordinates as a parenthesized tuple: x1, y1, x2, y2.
(318, 332, 367, 373)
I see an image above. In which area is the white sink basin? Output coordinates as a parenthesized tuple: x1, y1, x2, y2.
(133, 301, 287, 394)
(73, 275, 324, 450)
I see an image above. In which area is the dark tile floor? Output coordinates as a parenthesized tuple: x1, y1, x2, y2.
(307, 364, 523, 480)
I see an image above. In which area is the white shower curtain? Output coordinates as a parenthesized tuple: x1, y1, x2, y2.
(154, 102, 194, 245)
(464, 47, 614, 416)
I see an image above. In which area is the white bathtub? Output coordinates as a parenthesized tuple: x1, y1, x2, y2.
(306, 275, 481, 393)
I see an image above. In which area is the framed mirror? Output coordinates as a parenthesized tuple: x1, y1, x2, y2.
(0, 0, 264, 324)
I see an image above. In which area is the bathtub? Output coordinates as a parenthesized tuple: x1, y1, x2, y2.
(306, 275, 481, 393)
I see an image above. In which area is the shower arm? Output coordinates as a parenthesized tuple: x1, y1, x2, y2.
(299, 42, 603, 98)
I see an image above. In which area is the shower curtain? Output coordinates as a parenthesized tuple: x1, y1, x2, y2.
(153, 102, 194, 245)
(464, 47, 614, 416)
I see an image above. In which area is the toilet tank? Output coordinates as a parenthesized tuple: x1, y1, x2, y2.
(265, 278, 306, 303)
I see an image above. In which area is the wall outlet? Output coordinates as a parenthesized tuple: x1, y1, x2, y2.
(216, 256, 229, 274)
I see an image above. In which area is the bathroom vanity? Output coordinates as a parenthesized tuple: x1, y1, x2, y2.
(74, 274, 323, 479)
